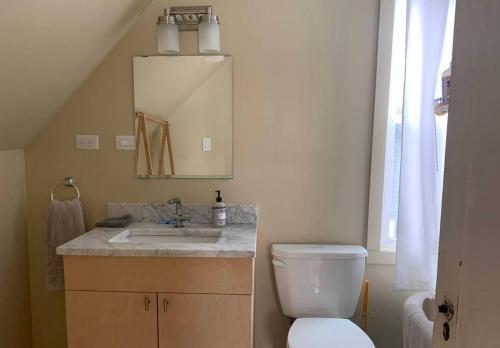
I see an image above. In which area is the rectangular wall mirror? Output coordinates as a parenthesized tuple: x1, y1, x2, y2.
(133, 55, 232, 178)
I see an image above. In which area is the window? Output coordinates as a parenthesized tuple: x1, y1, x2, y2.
(367, 0, 407, 263)
(368, 0, 455, 264)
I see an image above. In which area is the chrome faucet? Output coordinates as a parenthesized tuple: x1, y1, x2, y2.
(167, 197, 191, 227)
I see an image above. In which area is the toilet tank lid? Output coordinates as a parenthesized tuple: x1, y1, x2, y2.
(272, 244, 368, 260)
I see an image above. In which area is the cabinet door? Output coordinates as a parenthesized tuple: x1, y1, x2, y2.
(65, 291, 158, 348)
(158, 293, 252, 348)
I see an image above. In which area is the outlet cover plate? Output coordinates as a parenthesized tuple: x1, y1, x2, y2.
(76, 135, 99, 150)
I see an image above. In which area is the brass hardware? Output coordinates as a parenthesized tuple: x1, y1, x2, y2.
(163, 298, 169, 312)
(362, 280, 369, 331)
(144, 297, 151, 311)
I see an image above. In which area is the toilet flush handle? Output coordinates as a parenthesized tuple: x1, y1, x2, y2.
(272, 259, 287, 267)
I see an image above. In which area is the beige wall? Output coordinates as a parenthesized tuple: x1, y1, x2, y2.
(0, 150, 32, 348)
(0, 0, 153, 149)
(26, 0, 409, 347)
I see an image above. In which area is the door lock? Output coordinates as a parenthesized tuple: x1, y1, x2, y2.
(438, 297, 454, 321)
(439, 297, 454, 341)
(443, 322, 450, 341)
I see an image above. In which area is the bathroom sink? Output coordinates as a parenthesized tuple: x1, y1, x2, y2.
(109, 227, 222, 244)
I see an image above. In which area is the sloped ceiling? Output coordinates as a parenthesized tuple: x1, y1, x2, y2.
(0, 0, 154, 150)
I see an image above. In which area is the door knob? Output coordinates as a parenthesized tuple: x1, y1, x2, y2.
(423, 296, 454, 322)
(423, 297, 438, 321)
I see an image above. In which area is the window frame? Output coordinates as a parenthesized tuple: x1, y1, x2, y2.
(367, 0, 406, 265)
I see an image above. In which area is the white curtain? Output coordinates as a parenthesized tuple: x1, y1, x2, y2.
(394, 0, 455, 291)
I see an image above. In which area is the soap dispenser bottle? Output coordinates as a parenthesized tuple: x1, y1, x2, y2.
(212, 190, 227, 227)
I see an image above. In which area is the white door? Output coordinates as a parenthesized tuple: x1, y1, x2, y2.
(433, 0, 500, 346)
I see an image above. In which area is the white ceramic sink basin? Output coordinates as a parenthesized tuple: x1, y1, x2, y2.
(109, 227, 222, 244)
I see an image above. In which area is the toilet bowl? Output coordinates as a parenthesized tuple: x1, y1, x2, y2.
(272, 244, 374, 348)
(288, 318, 374, 348)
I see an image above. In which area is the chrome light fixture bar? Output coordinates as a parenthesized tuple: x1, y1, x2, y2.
(169, 6, 219, 31)
(156, 6, 221, 55)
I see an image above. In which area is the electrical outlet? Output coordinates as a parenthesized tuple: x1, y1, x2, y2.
(76, 135, 99, 150)
(115, 135, 136, 150)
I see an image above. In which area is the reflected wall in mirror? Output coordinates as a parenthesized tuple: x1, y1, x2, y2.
(133, 56, 232, 178)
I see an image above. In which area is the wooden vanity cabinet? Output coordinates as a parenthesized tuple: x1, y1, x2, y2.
(63, 256, 254, 348)
(158, 293, 252, 348)
(65, 291, 158, 348)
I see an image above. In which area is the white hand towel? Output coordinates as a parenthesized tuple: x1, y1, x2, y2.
(45, 199, 85, 292)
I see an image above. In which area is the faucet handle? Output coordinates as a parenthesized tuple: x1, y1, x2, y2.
(174, 214, 191, 228)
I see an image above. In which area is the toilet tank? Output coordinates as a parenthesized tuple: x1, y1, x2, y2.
(272, 244, 368, 318)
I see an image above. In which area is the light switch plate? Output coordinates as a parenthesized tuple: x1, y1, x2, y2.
(76, 135, 99, 150)
(202, 137, 212, 152)
(115, 135, 136, 150)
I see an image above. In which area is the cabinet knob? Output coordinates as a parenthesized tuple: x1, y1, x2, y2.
(163, 298, 169, 312)
(144, 297, 151, 312)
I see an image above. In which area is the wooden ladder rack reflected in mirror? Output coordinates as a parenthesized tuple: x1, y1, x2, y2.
(135, 112, 175, 176)
(158, 122, 175, 176)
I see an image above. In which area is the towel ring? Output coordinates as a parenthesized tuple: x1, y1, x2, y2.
(50, 177, 80, 201)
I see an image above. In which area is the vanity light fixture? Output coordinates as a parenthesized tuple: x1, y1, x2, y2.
(198, 7, 221, 53)
(156, 6, 221, 55)
(157, 9, 179, 54)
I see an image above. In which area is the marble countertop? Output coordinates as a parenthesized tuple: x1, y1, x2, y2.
(56, 223, 257, 258)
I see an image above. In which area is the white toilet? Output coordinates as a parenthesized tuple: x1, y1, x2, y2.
(272, 244, 375, 348)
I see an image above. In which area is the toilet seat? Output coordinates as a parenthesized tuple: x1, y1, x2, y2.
(287, 318, 375, 348)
